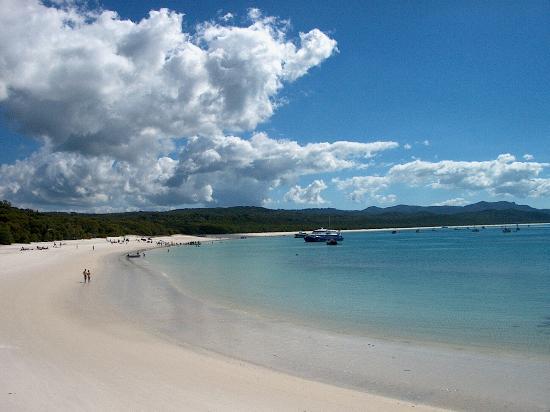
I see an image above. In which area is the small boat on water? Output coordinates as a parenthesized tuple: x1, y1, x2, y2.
(294, 231, 308, 238)
(127, 252, 141, 258)
(304, 228, 344, 242)
(326, 239, 338, 245)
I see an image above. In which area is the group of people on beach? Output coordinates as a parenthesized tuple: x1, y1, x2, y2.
(82, 269, 91, 283)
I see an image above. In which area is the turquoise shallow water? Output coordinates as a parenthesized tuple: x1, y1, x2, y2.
(147, 226, 550, 355)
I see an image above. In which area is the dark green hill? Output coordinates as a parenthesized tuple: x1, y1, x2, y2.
(1, 200, 549, 245)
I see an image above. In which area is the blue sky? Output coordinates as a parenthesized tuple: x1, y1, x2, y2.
(0, 0, 549, 211)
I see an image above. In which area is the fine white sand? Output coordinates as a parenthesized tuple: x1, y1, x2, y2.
(0, 236, 443, 411)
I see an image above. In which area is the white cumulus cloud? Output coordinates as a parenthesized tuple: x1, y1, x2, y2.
(0, 0, 338, 158)
(220, 12, 234, 22)
(334, 154, 550, 203)
(333, 175, 394, 204)
(166, 133, 398, 206)
(388, 154, 548, 196)
(0, 0, 348, 210)
(284, 180, 328, 204)
(0, 132, 398, 208)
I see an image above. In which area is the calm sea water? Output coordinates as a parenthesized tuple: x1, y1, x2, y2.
(146, 226, 550, 355)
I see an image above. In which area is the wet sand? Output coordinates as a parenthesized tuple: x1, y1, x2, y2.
(0, 236, 443, 411)
(105, 250, 550, 411)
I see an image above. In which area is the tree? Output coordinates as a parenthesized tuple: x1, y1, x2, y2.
(0, 224, 14, 245)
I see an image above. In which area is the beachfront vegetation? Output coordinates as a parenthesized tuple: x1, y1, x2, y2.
(1, 199, 549, 244)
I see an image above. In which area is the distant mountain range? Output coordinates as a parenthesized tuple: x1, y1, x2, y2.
(362, 201, 545, 215)
(1, 200, 549, 244)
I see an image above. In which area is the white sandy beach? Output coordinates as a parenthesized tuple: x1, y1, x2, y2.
(0, 236, 443, 411)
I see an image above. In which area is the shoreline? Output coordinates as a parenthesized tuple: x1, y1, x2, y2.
(0, 235, 444, 411)
(116, 246, 550, 411)
(222, 222, 550, 238)
(2, 233, 550, 410)
(134, 249, 550, 360)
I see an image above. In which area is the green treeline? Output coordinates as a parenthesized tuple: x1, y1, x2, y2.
(1, 200, 549, 245)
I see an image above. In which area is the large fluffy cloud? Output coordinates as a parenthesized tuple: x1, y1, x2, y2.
(0, 0, 379, 209)
(0, 133, 398, 209)
(166, 133, 397, 205)
(335, 154, 550, 203)
(172, 133, 397, 183)
(0, 0, 336, 156)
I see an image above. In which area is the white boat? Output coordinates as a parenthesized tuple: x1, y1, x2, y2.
(304, 228, 344, 242)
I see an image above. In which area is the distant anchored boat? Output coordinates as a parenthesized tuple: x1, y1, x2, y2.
(127, 252, 141, 258)
(294, 231, 308, 238)
(304, 228, 344, 243)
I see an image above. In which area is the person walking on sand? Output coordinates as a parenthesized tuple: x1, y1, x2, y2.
(86, 269, 91, 282)
(83, 269, 87, 283)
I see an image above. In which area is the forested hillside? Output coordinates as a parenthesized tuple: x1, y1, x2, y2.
(1, 200, 549, 244)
